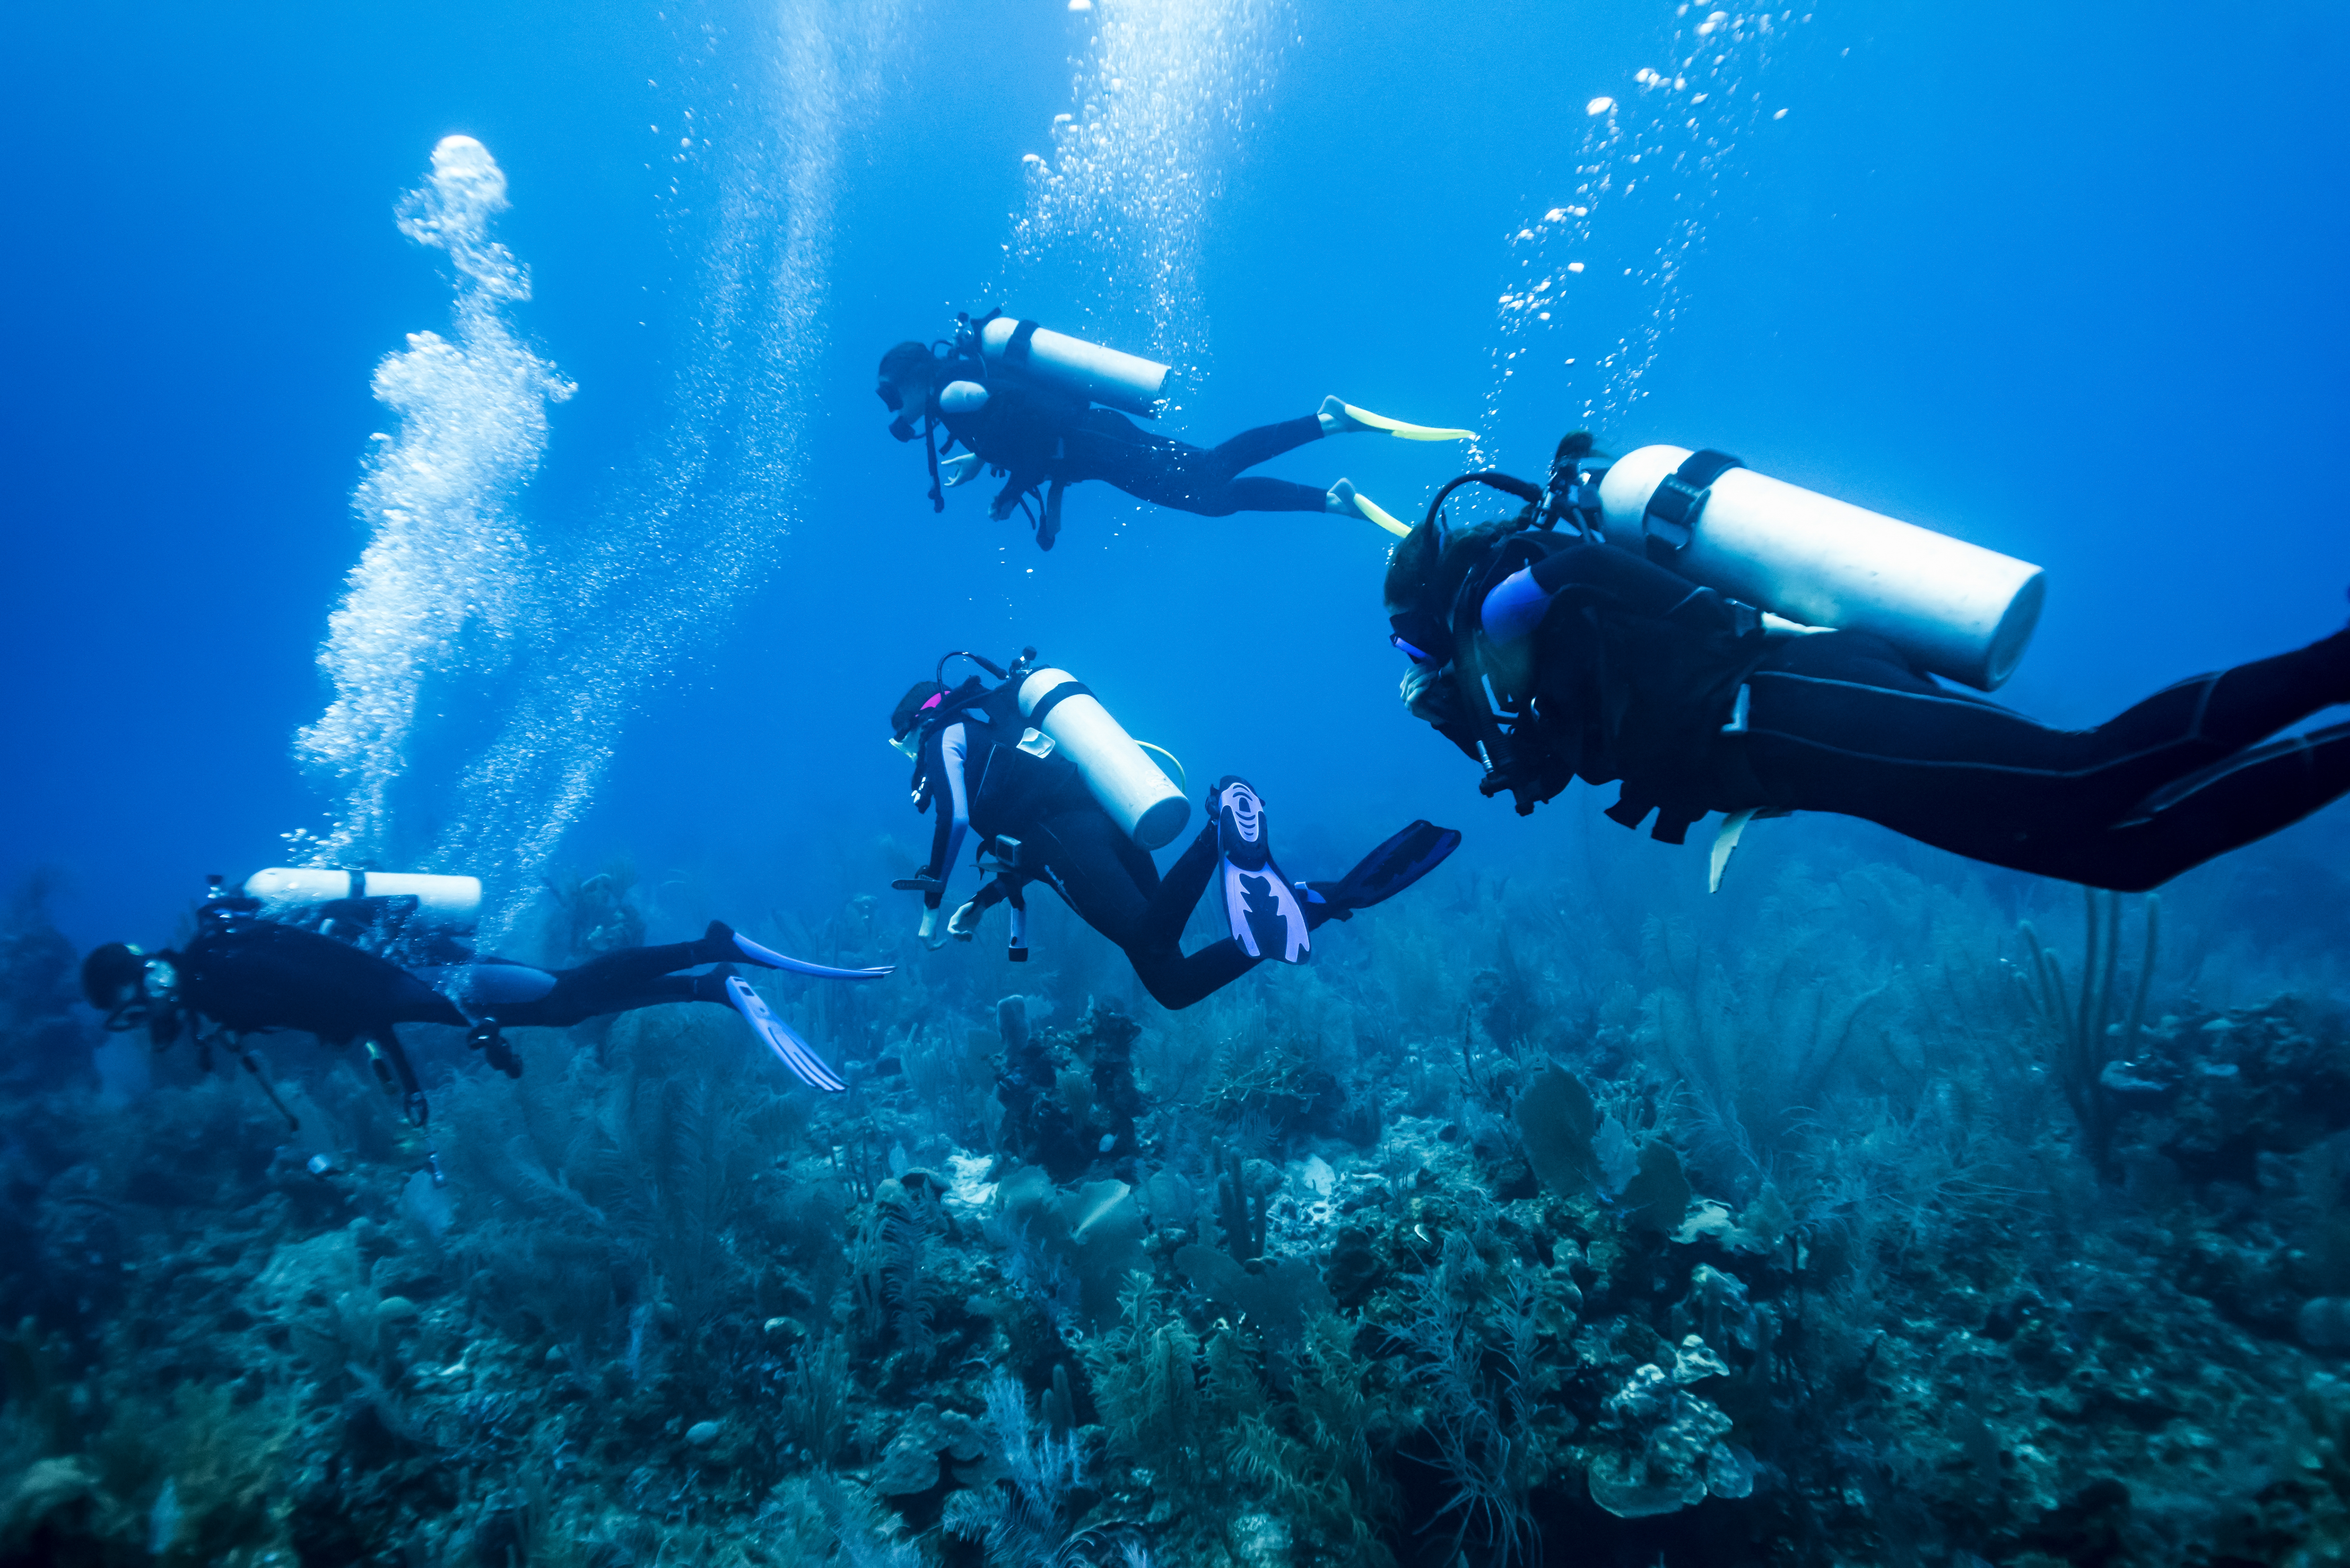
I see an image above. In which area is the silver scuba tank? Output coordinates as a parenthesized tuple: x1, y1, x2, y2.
(242, 868, 482, 928)
(978, 317, 1173, 417)
(1596, 445, 2047, 691)
(1014, 669, 1191, 849)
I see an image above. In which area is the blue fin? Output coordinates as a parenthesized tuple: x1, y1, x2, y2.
(1309, 820, 1462, 918)
(713, 920, 892, 980)
(1213, 776, 1309, 964)
(723, 973, 846, 1092)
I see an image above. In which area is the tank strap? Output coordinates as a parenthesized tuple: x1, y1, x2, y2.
(1003, 319, 1041, 366)
(1024, 679, 1093, 729)
(1642, 448, 1744, 562)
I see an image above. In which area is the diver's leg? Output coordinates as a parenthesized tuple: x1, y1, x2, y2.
(1744, 629, 2350, 879)
(1030, 809, 1264, 1008)
(1028, 809, 1160, 951)
(1217, 477, 1340, 516)
(2038, 722, 2350, 890)
(2141, 625, 2350, 750)
(1154, 416, 1339, 516)
(500, 973, 698, 1028)
(1125, 938, 1261, 1011)
(1135, 824, 1221, 947)
(558, 941, 705, 989)
(1206, 415, 1326, 474)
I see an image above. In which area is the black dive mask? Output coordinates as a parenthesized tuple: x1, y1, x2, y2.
(880, 381, 924, 442)
(103, 957, 184, 1046)
(1388, 609, 1455, 667)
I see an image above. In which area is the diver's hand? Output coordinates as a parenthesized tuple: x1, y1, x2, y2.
(1401, 663, 1455, 724)
(1476, 768, 1541, 818)
(940, 453, 982, 489)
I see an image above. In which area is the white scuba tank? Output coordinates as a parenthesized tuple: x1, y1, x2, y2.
(978, 317, 1173, 417)
(1014, 669, 1191, 849)
(241, 868, 482, 928)
(1596, 445, 2046, 691)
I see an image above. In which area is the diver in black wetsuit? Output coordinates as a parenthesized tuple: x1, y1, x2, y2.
(81, 894, 888, 1121)
(887, 655, 1460, 1009)
(1385, 435, 2350, 892)
(876, 330, 1453, 547)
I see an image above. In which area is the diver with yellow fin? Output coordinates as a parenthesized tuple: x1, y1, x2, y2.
(888, 649, 1460, 1007)
(877, 309, 1466, 548)
(1386, 432, 2350, 892)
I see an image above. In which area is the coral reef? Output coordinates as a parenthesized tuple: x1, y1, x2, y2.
(7, 851, 2350, 1566)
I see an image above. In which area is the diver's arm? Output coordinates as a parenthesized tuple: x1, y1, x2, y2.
(1483, 542, 1714, 642)
(972, 391, 1061, 519)
(931, 722, 974, 911)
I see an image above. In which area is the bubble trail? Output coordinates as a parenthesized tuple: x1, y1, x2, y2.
(429, 0, 907, 933)
(293, 135, 574, 865)
(1478, 6, 1820, 464)
(1002, 0, 1290, 383)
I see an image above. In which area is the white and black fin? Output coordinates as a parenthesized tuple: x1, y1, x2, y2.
(723, 972, 846, 1093)
(1212, 776, 1310, 964)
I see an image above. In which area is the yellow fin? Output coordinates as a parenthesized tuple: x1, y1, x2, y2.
(1341, 400, 1475, 442)
(1328, 478, 1412, 538)
(1357, 492, 1412, 537)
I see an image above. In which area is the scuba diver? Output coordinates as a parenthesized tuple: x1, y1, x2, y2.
(81, 881, 887, 1149)
(1385, 433, 2350, 893)
(877, 310, 1469, 549)
(887, 649, 1461, 1009)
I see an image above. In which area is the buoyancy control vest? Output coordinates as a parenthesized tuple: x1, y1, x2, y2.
(1421, 461, 1770, 843)
(906, 310, 1170, 517)
(907, 653, 1187, 850)
(906, 672, 1088, 850)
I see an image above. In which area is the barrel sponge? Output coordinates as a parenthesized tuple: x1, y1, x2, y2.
(2300, 1297, 2350, 1349)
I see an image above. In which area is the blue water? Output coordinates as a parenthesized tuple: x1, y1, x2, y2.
(6, 3, 2350, 1562)
(10, 0, 2344, 945)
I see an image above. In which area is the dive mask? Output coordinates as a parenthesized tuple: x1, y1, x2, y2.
(101, 956, 183, 1044)
(879, 380, 922, 442)
(1388, 609, 1454, 667)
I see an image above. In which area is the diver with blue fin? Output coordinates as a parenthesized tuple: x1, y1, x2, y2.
(889, 649, 1459, 1008)
(80, 877, 884, 1151)
(877, 309, 1466, 549)
(1385, 431, 2350, 892)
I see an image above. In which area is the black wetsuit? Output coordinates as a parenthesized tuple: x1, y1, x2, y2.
(934, 381, 1329, 520)
(1423, 536, 2350, 891)
(162, 915, 467, 1112)
(909, 681, 1296, 1009)
(165, 917, 749, 1100)
(174, 918, 465, 1042)
(419, 939, 737, 1029)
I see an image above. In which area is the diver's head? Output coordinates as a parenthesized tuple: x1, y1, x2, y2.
(80, 942, 147, 1013)
(81, 942, 185, 1045)
(1383, 513, 1527, 666)
(888, 680, 947, 760)
(877, 342, 939, 441)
